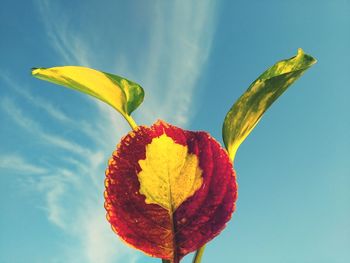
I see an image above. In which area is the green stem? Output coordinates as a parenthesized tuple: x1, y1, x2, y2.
(192, 245, 206, 263)
(123, 114, 138, 130)
(162, 260, 171, 263)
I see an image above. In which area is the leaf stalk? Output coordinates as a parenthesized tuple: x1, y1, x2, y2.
(192, 245, 206, 263)
(124, 114, 138, 130)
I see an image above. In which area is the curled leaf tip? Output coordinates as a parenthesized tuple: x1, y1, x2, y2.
(222, 49, 317, 162)
(32, 67, 48, 76)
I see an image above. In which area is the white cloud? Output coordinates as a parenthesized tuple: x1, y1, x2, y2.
(28, 0, 218, 262)
(1, 97, 91, 156)
(131, 1, 217, 127)
(1, 74, 107, 146)
(1, 74, 70, 122)
(0, 154, 47, 174)
(35, 0, 91, 66)
(36, 174, 67, 229)
(77, 205, 134, 263)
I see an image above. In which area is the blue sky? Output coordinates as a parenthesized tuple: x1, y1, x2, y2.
(0, 0, 349, 263)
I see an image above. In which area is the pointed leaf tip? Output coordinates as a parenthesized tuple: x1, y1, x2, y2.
(222, 49, 317, 162)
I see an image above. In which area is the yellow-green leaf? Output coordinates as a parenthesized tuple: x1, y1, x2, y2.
(31, 66, 144, 128)
(223, 48, 317, 162)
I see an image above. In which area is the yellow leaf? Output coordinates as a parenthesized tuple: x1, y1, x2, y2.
(32, 66, 144, 128)
(137, 134, 203, 212)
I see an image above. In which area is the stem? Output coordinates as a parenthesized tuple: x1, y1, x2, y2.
(192, 245, 206, 263)
(123, 114, 138, 130)
(162, 260, 171, 263)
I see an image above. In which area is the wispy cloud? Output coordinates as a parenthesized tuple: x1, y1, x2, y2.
(137, 1, 217, 126)
(36, 173, 68, 229)
(0, 154, 47, 174)
(1, 74, 70, 122)
(1, 74, 107, 146)
(28, 0, 218, 262)
(1, 97, 91, 156)
(35, 0, 91, 66)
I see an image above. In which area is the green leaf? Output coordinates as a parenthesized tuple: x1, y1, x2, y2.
(31, 66, 144, 129)
(223, 48, 317, 161)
